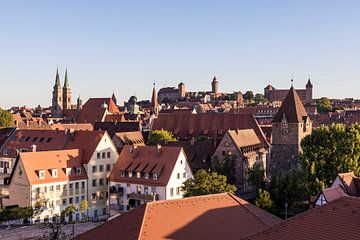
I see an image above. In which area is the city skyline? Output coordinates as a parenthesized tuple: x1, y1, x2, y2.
(1, 0, 360, 108)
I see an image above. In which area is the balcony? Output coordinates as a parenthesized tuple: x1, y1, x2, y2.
(127, 193, 159, 201)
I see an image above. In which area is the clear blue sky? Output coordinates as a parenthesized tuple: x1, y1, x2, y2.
(1, 0, 360, 108)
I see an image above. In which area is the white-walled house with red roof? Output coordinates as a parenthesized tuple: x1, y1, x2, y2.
(109, 145, 193, 214)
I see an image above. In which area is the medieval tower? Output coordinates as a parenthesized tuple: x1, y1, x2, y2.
(62, 68, 72, 110)
(270, 86, 312, 174)
(211, 76, 219, 95)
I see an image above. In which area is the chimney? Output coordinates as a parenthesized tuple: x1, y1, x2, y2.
(190, 137, 195, 146)
(31, 144, 37, 152)
(156, 144, 162, 157)
(130, 145, 138, 158)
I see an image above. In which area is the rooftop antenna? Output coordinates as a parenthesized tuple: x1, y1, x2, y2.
(291, 73, 294, 87)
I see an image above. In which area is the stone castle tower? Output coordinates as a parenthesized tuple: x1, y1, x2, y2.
(52, 68, 72, 117)
(270, 86, 312, 174)
(305, 78, 313, 104)
(178, 82, 186, 98)
(52, 68, 63, 117)
(211, 76, 219, 95)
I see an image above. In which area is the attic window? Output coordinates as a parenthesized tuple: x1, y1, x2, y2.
(39, 137, 45, 142)
(128, 171, 133, 178)
(76, 167, 82, 175)
(47, 137, 52, 143)
(25, 137, 31, 142)
(153, 173, 158, 180)
(65, 168, 72, 176)
(144, 173, 149, 179)
(120, 170, 125, 177)
(33, 137, 38, 142)
(2, 150, 9, 156)
(136, 172, 141, 178)
(39, 169, 45, 179)
(52, 169, 58, 178)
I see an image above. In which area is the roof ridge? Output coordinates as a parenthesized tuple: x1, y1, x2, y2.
(138, 203, 149, 240)
(228, 193, 274, 227)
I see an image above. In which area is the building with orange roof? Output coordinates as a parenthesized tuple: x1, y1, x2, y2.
(109, 145, 193, 214)
(213, 129, 267, 191)
(4, 149, 88, 223)
(74, 193, 282, 240)
(0, 129, 119, 220)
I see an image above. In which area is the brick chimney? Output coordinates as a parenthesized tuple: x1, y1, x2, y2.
(130, 145, 138, 158)
(156, 144, 162, 157)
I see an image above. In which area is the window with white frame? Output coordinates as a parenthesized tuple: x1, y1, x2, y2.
(144, 173, 149, 179)
(136, 172, 141, 178)
(76, 167, 81, 175)
(39, 170, 45, 179)
(52, 169, 58, 178)
(153, 173, 158, 180)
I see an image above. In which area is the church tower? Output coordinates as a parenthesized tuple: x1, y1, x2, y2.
(178, 82, 186, 99)
(211, 76, 219, 95)
(270, 85, 312, 174)
(151, 83, 159, 116)
(52, 68, 63, 117)
(62, 68, 72, 110)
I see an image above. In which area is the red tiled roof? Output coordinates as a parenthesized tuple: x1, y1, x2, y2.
(20, 149, 87, 185)
(109, 145, 183, 187)
(82, 98, 120, 114)
(152, 113, 270, 148)
(272, 87, 308, 123)
(74, 193, 282, 240)
(244, 196, 360, 240)
(321, 185, 347, 202)
(338, 172, 360, 196)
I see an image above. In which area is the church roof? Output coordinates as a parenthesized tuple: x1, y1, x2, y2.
(272, 86, 308, 123)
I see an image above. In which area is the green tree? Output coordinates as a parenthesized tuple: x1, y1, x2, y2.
(254, 93, 268, 104)
(248, 164, 265, 192)
(271, 169, 307, 210)
(182, 169, 237, 197)
(61, 204, 77, 223)
(255, 189, 274, 213)
(211, 155, 236, 184)
(79, 200, 89, 221)
(243, 91, 254, 102)
(147, 130, 177, 145)
(301, 124, 360, 195)
(316, 97, 332, 113)
(0, 109, 14, 127)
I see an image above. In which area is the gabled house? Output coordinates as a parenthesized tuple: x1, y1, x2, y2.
(315, 172, 360, 206)
(109, 145, 193, 214)
(212, 129, 267, 191)
(4, 149, 88, 223)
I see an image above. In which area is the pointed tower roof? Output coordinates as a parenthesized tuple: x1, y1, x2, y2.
(151, 83, 158, 107)
(306, 78, 313, 87)
(212, 76, 218, 82)
(64, 67, 69, 88)
(55, 68, 61, 87)
(273, 86, 308, 123)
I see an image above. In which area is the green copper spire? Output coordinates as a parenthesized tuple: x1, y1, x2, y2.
(64, 67, 69, 88)
(55, 67, 61, 87)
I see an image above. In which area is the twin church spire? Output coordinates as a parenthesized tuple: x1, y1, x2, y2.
(51, 67, 73, 117)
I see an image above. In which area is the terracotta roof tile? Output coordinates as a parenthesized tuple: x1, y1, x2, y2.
(109, 145, 183, 187)
(19, 149, 87, 185)
(244, 196, 360, 240)
(74, 193, 281, 240)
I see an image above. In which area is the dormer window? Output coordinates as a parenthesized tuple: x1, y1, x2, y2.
(51, 169, 58, 178)
(76, 167, 81, 175)
(128, 171, 133, 178)
(153, 173, 158, 180)
(65, 168, 72, 176)
(136, 172, 141, 178)
(144, 173, 149, 179)
(2, 150, 9, 156)
(120, 170, 125, 177)
(39, 169, 45, 179)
